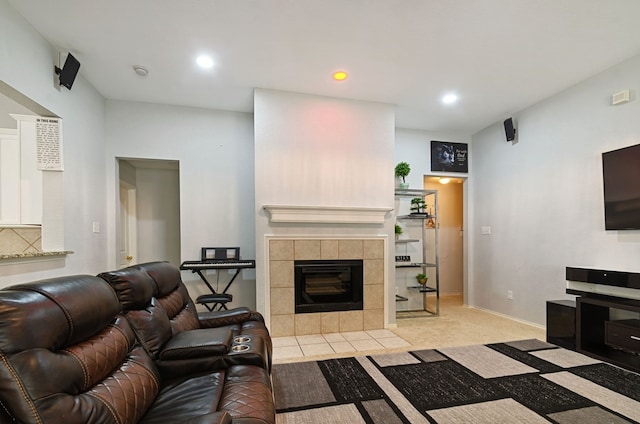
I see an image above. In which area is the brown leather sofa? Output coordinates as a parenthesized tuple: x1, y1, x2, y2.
(0, 273, 275, 423)
(98, 261, 272, 378)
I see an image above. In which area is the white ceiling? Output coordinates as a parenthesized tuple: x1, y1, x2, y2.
(9, 0, 640, 133)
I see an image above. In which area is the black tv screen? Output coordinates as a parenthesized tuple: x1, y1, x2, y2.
(602, 143, 640, 230)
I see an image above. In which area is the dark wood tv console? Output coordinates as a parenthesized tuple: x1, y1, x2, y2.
(566, 267, 640, 373)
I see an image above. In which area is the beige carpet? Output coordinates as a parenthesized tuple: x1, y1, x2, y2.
(274, 295, 546, 364)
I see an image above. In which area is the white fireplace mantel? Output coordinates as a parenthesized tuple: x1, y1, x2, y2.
(263, 205, 392, 225)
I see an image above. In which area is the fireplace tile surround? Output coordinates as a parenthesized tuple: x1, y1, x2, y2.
(268, 238, 385, 337)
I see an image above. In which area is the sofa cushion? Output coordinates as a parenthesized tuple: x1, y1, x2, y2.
(7, 275, 122, 347)
(141, 371, 225, 423)
(159, 328, 233, 360)
(141, 366, 274, 424)
(197, 307, 253, 328)
(98, 266, 156, 311)
(135, 261, 182, 297)
(126, 297, 174, 359)
(155, 282, 200, 334)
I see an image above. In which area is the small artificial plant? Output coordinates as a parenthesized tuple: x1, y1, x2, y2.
(410, 197, 427, 214)
(416, 273, 428, 284)
(395, 224, 403, 235)
(395, 162, 411, 184)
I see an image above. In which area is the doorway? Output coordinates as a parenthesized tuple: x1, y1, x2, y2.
(118, 181, 137, 268)
(117, 158, 181, 266)
(424, 176, 464, 307)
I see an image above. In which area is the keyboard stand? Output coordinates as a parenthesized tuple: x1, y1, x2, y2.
(193, 268, 241, 311)
(180, 261, 256, 311)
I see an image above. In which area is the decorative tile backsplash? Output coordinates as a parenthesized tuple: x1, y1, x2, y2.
(0, 227, 42, 255)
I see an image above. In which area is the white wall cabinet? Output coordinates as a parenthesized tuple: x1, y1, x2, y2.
(395, 189, 440, 315)
(0, 128, 20, 224)
(0, 115, 43, 226)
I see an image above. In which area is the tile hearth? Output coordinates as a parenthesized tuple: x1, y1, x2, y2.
(273, 330, 410, 362)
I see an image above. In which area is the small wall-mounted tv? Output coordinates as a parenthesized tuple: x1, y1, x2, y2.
(602, 143, 640, 230)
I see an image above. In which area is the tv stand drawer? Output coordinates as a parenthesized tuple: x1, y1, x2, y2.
(605, 319, 640, 353)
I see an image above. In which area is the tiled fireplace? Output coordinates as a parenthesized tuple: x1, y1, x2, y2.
(268, 238, 385, 337)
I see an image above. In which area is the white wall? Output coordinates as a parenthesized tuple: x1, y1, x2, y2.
(471, 54, 640, 326)
(0, 94, 31, 128)
(0, 0, 107, 285)
(105, 100, 256, 308)
(254, 89, 395, 323)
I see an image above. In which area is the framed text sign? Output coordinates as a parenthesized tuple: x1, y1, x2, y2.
(431, 140, 468, 173)
(36, 117, 63, 171)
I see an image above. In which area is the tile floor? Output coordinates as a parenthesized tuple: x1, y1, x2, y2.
(273, 295, 547, 364)
(273, 329, 411, 361)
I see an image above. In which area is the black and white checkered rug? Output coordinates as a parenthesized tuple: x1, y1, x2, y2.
(273, 340, 640, 423)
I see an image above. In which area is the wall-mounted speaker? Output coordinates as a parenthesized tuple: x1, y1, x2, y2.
(54, 53, 81, 90)
(503, 117, 516, 142)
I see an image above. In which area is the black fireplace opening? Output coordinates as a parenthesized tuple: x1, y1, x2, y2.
(294, 260, 363, 313)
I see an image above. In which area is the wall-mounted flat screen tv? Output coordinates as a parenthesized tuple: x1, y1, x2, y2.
(602, 143, 640, 230)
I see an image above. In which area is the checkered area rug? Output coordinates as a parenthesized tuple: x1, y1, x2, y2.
(272, 340, 640, 423)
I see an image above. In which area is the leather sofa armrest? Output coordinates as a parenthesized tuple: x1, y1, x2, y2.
(197, 307, 256, 327)
(159, 328, 232, 360)
(178, 412, 231, 424)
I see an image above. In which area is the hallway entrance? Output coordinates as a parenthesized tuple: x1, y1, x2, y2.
(424, 176, 464, 301)
(117, 158, 181, 267)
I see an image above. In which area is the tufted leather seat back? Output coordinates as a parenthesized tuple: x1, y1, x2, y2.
(98, 262, 202, 358)
(134, 261, 201, 334)
(0, 275, 160, 424)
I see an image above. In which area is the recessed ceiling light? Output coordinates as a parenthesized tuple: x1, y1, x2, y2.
(196, 55, 214, 69)
(442, 93, 458, 105)
(133, 65, 149, 77)
(439, 177, 451, 184)
(333, 71, 348, 81)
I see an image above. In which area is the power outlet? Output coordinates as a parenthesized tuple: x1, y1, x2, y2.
(507, 290, 513, 300)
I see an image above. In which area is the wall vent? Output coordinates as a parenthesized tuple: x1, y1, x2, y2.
(611, 90, 630, 105)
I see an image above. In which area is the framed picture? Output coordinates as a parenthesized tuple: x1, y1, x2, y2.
(431, 140, 468, 173)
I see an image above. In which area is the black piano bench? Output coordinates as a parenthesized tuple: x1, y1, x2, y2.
(197, 293, 233, 311)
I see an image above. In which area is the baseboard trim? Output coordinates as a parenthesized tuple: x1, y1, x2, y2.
(466, 305, 545, 330)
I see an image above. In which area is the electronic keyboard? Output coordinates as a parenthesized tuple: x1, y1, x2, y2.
(180, 260, 256, 270)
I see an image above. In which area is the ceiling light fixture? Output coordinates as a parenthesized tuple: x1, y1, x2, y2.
(439, 178, 451, 184)
(133, 65, 149, 77)
(196, 55, 214, 69)
(442, 93, 458, 105)
(333, 71, 348, 81)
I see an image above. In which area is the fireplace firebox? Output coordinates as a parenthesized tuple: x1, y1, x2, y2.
(294, 260, 363, 313)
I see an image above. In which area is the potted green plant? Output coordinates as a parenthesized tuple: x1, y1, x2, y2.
(410, 197, 427, 215)
(395, 224, 403, 240)
(395, 162, 411, 189)
(416, 273, 428, 285)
